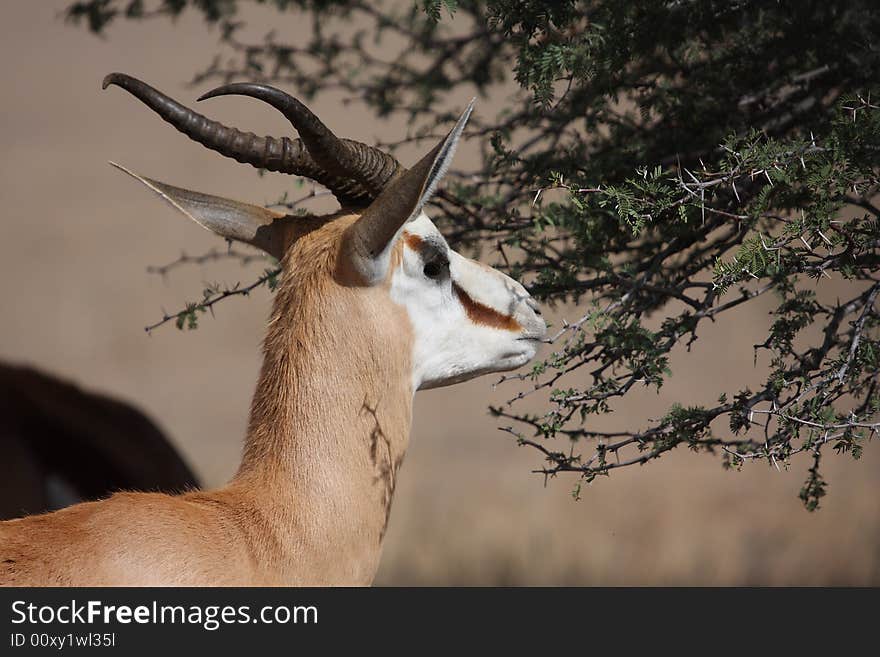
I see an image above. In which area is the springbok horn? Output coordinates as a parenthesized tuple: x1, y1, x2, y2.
(197, 83, 404, 200)
(102, 73, 375, 206)
(343, 99, 475, 284)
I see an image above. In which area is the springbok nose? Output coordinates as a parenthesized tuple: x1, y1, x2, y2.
(525, 296, 542, 316)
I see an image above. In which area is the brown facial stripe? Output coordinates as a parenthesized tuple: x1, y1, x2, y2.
(403, 231, 425, 252)
(403, 230, 448, 266)
(453, 282, 521, 332)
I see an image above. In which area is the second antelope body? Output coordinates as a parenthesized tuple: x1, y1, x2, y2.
(0, 75, 545, 586)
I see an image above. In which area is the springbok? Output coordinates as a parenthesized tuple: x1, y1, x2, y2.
(0, 362, 198, 521)
(0, 73, 545, 586)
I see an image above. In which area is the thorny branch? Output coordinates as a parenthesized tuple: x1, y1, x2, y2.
(144, 267, 280, 334)
(147, 246, 268, 277)
(68, 0, 880, 507)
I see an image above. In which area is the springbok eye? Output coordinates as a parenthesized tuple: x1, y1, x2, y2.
(423, 257, 449, 280)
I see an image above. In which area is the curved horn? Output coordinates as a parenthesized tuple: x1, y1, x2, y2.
(102, 73, 374, 206)
(198, 83, 404, 200)
(343, 100, 474, 284)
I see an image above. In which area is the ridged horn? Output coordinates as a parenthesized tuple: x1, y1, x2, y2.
(343, 99, 474, 284)
(102, 73, 374, 206)
(198, 83, 404, 200)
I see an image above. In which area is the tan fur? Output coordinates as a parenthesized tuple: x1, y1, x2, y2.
(0, 212, 415, 586)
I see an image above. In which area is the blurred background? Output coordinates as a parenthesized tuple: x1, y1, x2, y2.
(1, 2, 878, 585)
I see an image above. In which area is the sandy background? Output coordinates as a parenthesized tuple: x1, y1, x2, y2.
(1, 2, 877, 585)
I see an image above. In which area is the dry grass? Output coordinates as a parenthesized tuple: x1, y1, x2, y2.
(377, 442, 880, 585)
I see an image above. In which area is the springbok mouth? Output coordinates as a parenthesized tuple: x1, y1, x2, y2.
(499, 351, 534, 365)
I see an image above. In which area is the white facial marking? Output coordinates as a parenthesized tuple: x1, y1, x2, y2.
(389, 212, 547, 391)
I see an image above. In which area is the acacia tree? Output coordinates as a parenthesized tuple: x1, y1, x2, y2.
(67, 0, 880, 509)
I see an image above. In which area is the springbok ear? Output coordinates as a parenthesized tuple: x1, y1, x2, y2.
(342, 99, 475, 284)
(110, 162, 287, 259)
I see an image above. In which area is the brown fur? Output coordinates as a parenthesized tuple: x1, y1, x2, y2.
(402, 231, 426, 252)
(0, 363, 198, 520)
(452, 282, 521, 332)
(0, 212, 415, 586)
(404, 230, 520, 331)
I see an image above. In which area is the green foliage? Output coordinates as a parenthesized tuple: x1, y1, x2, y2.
(422, 0, 457, 22)
(800, 453, 827, 512)
(69, 0, 880, 509)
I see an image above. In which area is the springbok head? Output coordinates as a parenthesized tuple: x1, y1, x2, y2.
(103, 74, 546, 390)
